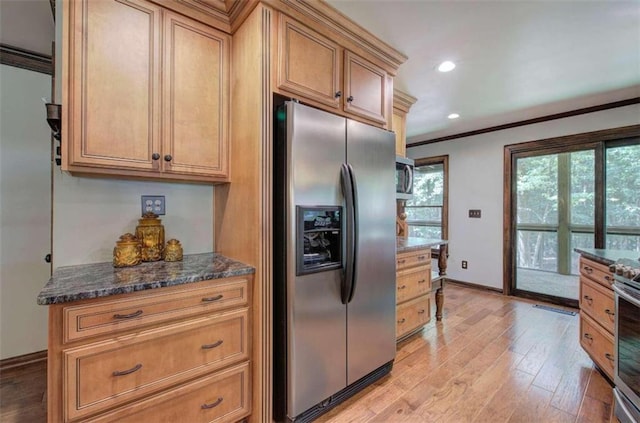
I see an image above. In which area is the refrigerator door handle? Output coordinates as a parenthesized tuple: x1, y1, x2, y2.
(346, 163, 359, 303)
(340, 163, 356, 304)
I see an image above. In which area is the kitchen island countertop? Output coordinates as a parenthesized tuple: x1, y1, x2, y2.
(397, 236, 448, 254)
(574, 248, 639, 267)
(37, 252, 254, 305)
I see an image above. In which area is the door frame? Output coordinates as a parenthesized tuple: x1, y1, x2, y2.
(503, 125, 640, 306)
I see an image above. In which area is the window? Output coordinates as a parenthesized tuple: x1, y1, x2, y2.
(505, 125, 640, 306)
(405, 155, 448, 240)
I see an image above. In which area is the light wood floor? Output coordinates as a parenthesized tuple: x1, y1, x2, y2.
(316, 283, 614, 423)
(0, 283, 614, 423)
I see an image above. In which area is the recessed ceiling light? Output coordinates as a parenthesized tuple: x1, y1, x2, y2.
(448, 113, 460, 119)
(438, 61, 456, 72)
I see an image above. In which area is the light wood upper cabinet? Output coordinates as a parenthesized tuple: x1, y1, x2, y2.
(65, 0, 162, 172)
(162, 11, 229, 178)
(276, 13, 390, 127)
(63, 0, 230, 183)
(277, 14, 342, 109)
(343, 51, 388, 124)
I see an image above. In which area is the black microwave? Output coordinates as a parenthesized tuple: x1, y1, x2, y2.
(395, 156, 414, 200)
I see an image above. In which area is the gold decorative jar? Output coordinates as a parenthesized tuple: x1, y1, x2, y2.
(113, 233, 142, 267)
(135, 212, 165, 262)
(164, 239, 183, 262)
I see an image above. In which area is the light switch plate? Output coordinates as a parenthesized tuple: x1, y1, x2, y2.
(141, 195, 165, 215)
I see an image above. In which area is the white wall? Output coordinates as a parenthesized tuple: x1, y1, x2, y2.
(52, 174, 214, 267)
(0, 64, 52, 359)
(408, 104, 640, 290)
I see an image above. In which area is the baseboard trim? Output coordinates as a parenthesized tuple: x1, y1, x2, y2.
(0, 350, 47, 372)
(446, 278, 504, 294)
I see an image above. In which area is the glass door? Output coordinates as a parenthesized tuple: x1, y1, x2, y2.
(514, 150, 595, 304)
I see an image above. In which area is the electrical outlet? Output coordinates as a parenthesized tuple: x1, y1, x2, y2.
(469, 209, 481, 218)
(141, 195, 165, 216)
(462, 260, 468, 269)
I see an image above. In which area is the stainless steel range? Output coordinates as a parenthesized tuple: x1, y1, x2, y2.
(610, 258, 640, 423)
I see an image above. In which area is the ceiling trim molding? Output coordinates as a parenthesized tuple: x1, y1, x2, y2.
(393, 88, 417, 114)
(0, 44, 53, 75)
(408, 97, 640, 148)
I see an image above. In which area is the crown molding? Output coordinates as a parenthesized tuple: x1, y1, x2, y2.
(0, 44, 52, 75)
(393, 88, 417, 113)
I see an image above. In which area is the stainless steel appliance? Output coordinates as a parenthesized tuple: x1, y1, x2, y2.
(273, 101, 396, 423)
(395, 155, 414, 200)
(610, 259, 640, 423)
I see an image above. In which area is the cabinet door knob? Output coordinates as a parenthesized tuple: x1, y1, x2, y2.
(347, 96, 354, 103)
(44, 254, 52, 263)
(164, 154, 172, 162)
(335, 91, 342, 98)
(152, 153, 160, 160)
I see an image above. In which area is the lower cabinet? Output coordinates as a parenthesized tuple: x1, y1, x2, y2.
(47, 276, 252, 422)
(578, 256, 615, 380)
(396, 248, 432, 341)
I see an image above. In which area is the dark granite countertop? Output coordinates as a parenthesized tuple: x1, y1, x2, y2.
(37, 253, 254, 305)
(397, 237, 448, 254)
(574, 248, 639, 266)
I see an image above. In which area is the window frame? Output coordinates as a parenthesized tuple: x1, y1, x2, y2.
(405, 155, 449, 241)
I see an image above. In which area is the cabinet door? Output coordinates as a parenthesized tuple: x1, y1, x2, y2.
(162, 12, 230, 179)
(344, 51, 388, 124)
(66, 0, 161, 171)
(277, 14, 342, 109)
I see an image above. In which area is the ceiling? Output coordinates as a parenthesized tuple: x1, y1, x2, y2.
(327, 0, 640, 144)
(2, 1, 638, 144)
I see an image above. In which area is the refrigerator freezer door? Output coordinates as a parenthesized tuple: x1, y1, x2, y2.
(346, 119, 397, 385)
(286, 102, 348, 418)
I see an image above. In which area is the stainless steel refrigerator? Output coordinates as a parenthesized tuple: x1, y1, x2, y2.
(273, 101, 396, 423)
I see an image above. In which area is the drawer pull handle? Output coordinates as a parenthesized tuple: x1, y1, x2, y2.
(418, 279, 426, 284)
(605, 309, 615, 316)
(113, 310, 143, 319)
(417, 255, 426, 260)
(584, 266, 593, 274)
(604, 275, 612, 282)
(112, 363, 142, 377)
(397, 259, 406, 264)
(605, 353, 614, 362)
(202, 294, 223, 302)
(583, 295, 593, 305)
(398, 318, 406, 324)
(418, 309, 426, 314)
(201, 340, 224, 350)
(583, 333, 593, 341)
(398, 285, 407, 290)
(201, 397, 223, 410)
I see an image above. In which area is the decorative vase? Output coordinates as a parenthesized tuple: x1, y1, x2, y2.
(113, 233, 142, 267)
(135, 212, 165, 262)
(164, 239, 183, 262)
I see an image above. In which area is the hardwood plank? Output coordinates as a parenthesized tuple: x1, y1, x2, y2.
(507, 385, 554, 423)
(471, 369, 536, 422)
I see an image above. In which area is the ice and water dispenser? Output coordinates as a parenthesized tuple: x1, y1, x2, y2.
(296, 206, 342, 275)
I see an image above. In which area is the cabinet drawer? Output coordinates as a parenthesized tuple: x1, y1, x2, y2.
(64, 308, 249, 421)
(91, 362, 251, 423)
(396, 249, 431, 271)
(579, 257, 614, 289)
(396, 295, 430, 339)
(580, 313, 614, 380)
(63, 276, 249, 343)
(580, 277, 615, 334)
(396, 265, 431, 303)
